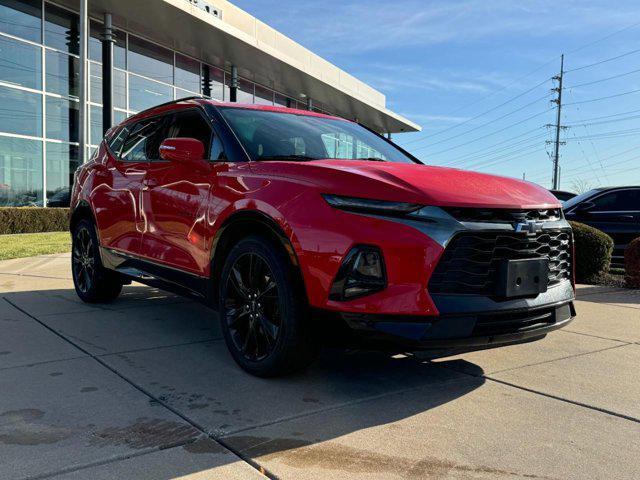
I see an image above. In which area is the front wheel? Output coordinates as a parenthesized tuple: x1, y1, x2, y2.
(71, 219, 122, 303)
(218, 235, 318, 377)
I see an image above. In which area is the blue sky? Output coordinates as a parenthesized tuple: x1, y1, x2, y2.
(233, 0, 640, 191)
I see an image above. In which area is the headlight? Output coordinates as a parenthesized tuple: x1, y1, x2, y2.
(322, 194, 422, 215)
(329, 245, 386, 300)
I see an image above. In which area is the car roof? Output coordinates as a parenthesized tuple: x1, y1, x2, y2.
(119, 97, 351, 129)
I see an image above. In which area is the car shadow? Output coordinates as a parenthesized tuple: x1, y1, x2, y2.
(2, 285, 485, 479)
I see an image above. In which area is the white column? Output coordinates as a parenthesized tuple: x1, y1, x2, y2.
(78, 0, 88, 163)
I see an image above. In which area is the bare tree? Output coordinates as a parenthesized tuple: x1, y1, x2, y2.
(570, 178, 592, 194)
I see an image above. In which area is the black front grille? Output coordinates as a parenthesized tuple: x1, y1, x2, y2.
(429, 230, 572, 296)
(444, 207, 562, 223)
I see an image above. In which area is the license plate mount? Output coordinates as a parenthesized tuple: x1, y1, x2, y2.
(497, 258, 549, 298)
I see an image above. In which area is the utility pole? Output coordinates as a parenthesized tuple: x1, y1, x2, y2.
(547, 54, 566, 190)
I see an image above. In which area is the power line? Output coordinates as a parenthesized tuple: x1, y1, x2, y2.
(402, 60, 559, 144)
(565, 67, 640, 88)
(442, 129, 547, 166)
(565, 89, 609, 183)
(565, 19, 640, 55)
(565, 47, 640, 73)
(407, 91, 552, 150)
(413, 107, 554, 155)
(564, 88, 640, 105)
(562, 107, 640, 125)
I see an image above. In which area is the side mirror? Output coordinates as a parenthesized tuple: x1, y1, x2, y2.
(574, 201, 596, 213)
(159, 138, 205, 164)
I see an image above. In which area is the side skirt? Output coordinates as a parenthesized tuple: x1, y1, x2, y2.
(100, 247, 211, 303)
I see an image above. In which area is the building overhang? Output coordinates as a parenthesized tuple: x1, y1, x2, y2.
(56, 0, 421, 134)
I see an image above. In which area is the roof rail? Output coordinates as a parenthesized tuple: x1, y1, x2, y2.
(130, 96, 204, 117)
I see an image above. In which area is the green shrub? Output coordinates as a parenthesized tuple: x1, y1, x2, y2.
(0, 207, 69, 234)
(569, 221, 613, 283)
(625, 237, 640, 288)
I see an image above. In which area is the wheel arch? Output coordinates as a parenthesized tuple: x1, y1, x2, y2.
(209, 210, 305, 306)
(70, 200, 97, 233)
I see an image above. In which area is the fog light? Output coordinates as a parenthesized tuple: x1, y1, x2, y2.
(330, 246, 386, 300)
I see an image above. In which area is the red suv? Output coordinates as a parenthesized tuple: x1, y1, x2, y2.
(70, 98, 575, 376)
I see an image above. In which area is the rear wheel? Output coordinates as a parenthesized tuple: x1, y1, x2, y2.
(218, 235, 318, 377)
(71, 219, 122, 303)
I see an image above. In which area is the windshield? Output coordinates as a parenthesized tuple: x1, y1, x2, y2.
(219, 107, 419, 164)
(562, 189, 600, 209)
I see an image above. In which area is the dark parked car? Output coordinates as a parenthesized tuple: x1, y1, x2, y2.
(564, 187, 640, 267)
(550, 190, 577, 202)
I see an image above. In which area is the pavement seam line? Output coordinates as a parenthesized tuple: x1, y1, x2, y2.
(0, 354, 88, 372)
(0, 272, 72, 281)
(486, 342, 631, 375)
(3, 297, 273, 480)
(24, 436, 205, 480)
(562, 328, 636, 344)
(221, 374, 479, 438)
(431, 356, 640, 424)
(96, 338, 223, 358)
(486, 377, 640, 424)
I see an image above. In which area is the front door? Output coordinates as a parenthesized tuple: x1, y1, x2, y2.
(140, 108, 218, 276)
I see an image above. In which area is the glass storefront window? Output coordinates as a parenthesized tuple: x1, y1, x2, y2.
(114, 109, 127, 125)
(274, 93, 296, 108)
(44, 3, 79, 55)
(175, 54, 200, 93)
(90, 105, 103, 145)
(89, 61, 100, 103)
(0, 0, 41, 43)
(45, 49, 78, 98)
(128, 73, 172, 112)
(89, 20, 126, 69)
(46, 141, 78, 206)
(237, 78, 254, 103)
(0, 86, 42, 137)
(0, 136, 42, 206)
(175, 87, 198, 100)
(90, 62, 126, 109)
(203, 65, 224, 101)
(128, 35, 173, 84)
(254, 85, 274, 105)
(0, 35, 41, 89)
(45, 96, 79, 142)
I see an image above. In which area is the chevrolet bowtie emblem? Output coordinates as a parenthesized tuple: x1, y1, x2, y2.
(515, 220, 544, 235)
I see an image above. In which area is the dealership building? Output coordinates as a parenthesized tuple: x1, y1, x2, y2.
(0, 0, 420, 207)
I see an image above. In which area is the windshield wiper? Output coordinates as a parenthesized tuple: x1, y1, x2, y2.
(354, 157, 387, 162)
(257, 155, 317, 161)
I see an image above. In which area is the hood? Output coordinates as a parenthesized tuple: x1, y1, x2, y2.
(254, 159, 560, 209)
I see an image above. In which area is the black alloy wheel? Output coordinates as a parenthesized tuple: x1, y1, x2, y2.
(71, 219, 122, 303)
(224, 252, 282, 362)
(72, 225, 96, 295)
(218, 235, 319, 377)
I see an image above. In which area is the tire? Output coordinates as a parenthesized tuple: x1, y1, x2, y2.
(218, 235, 319, 377)
(71, 218, 122, 303)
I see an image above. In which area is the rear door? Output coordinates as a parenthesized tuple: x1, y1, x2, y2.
(90, 122, 151, 255)
(140, 108, 218, 275)
(569, 188, 640, 265)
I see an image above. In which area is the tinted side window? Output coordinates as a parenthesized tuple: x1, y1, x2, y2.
(166, 109, 212, 158)
(107, 125, 129, 156)
(591, 190, 640, 212)
(121, 117, 166, 162)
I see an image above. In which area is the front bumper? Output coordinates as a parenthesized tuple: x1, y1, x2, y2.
(328, 281, 575, 352)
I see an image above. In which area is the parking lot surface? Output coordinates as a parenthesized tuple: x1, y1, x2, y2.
(1, 253, 639, 479)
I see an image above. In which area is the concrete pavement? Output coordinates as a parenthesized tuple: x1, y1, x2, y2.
(1, 253, 639, 479)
